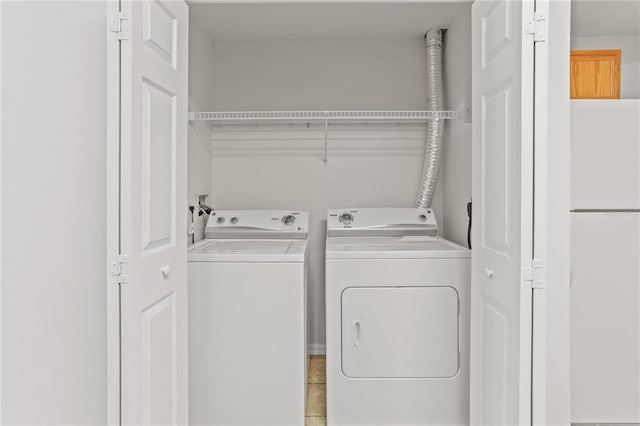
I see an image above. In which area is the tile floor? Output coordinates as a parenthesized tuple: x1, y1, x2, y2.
(306, 355, 326, 426)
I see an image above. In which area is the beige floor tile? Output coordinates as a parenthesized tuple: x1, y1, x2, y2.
(305, 416, 327, 426)
(308, 356, 326, 384)
(306, 383, 326, 417)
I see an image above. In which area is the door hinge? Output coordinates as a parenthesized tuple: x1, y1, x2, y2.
(523, 259, 545, 289)
(110, 11, 129, 40)
(525, 11, 547, 42)
(110, 254, 129, 284)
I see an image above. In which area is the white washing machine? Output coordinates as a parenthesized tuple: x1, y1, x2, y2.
(188, 210, 309, 426)
(325, 208, 470, 426)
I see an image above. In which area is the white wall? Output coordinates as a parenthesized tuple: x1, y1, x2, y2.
(1, 2, 107, 424)
(189, 12, 216, 114)
(207, 38, 446, 350)
(571, 35, 640, 98)
(442, 7, 472, 247)
(188, 123, 213, 242)
(188, 15, 215, 243)
(209, 39, 432, 111)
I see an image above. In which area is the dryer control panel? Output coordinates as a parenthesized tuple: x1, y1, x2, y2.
(206, 210, 309, 239)
(327, 208, 438, 237)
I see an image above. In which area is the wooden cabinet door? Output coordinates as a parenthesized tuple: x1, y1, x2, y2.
(571, 49, 621, 99)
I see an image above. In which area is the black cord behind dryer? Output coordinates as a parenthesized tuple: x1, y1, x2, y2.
(466, 200, 472, 249)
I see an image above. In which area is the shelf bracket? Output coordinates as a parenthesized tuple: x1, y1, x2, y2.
(324, 111, 329, 164)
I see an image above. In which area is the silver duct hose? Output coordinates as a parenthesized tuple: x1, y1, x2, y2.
(415, 28, 444, 208)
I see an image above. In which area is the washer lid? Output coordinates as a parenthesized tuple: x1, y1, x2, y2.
(326, 236, 470, 259)
(188, 239, 308, 262)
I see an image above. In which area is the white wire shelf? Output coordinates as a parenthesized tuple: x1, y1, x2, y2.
(189, 110, 460, 164)
(189, 110, 460, 123)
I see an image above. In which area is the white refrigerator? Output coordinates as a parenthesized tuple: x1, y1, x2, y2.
(570, 100, 640, 424)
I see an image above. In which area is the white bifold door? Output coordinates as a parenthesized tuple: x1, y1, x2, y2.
(471, 0, 535, 425)
(117, 1, 189, 424)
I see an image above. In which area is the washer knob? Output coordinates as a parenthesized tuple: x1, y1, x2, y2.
(339, 213, 354, 225)
(230, 217, 239, 225)
(216, 217, 225, 224)
(282, 215, 296, 225)
(418, 214, 428, 222)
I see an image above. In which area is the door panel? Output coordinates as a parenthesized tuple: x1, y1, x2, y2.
(482, 81, 513, 255)
(471, 1, 534, 424)
(482, 0, 512, 68)
(481, 300, 508, 425)
(119, 1, 188, 425)
(142, 293, 177, 425)
(143, 0, 177, 67)
(141, 78, 176, 253)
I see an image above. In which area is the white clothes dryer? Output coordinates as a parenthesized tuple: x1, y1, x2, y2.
(188, 210, 309, 426)
(325, 208, 470, 426)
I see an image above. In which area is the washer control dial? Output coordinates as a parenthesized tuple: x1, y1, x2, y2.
(339, 213, 354, 225)
(282, 215, 296, 226)
(230, 217, 239, 225)
(216, 217, 225, 224)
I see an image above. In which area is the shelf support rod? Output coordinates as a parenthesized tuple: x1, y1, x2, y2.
(324, 111, 329, 164)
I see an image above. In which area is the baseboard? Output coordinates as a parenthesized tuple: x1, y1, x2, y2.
(308, 343, 326, 356)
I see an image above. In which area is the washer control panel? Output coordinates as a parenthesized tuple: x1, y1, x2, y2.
(327, 208, 438, 237)
(206, 210, 309, 239)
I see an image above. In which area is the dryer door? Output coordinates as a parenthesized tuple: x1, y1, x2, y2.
(341, 286, 459, 378)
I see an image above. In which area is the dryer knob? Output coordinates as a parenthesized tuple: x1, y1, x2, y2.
(282, 215, 296, 226)
(339, 213, 354, 225)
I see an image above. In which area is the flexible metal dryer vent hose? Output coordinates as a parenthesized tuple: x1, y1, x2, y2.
(415, 28, 444, 209)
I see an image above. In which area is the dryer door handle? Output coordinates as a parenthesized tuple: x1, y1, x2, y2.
(352, 320, 362, 347)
